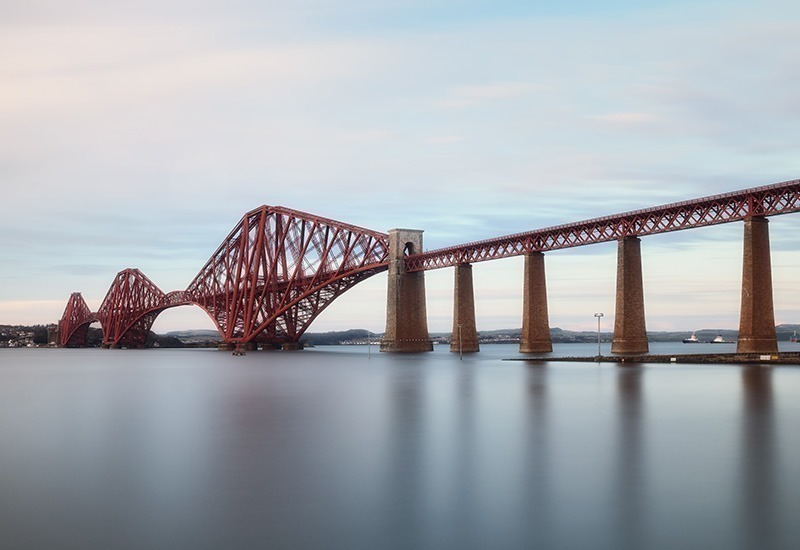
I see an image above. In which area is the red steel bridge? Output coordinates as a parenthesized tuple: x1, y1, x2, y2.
(59, 179, 800, 351)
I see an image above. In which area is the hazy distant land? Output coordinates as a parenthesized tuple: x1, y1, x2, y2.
(5, 324, 799, 349)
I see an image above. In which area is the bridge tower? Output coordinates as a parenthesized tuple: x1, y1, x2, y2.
(737, 216, 778, 353)
(381, 229, 433, 353)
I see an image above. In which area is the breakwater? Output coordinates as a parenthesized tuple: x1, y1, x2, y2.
(511, 352, 800, 365)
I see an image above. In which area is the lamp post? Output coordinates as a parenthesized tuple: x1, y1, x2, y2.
(594, 312, 604, 358)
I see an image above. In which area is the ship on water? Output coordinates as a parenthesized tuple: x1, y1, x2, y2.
(683, 333, 731, 344)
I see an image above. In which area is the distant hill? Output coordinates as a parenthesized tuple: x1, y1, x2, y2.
(159, 324, 800, 346)
(9, 323, 796, 349)
(165, 330, 222, 345)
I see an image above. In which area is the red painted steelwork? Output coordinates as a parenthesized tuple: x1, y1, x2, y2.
(62, 207, 389, 348)
(405, 178, 800, 271)
(186, 206, 390, 344)
(58, 292, 97, 347)
(97, 268, 192, 348)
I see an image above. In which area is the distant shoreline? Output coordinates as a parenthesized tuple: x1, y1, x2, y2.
(6, 323, 798, 349)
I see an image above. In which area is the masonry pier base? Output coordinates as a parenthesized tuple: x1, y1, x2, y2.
(450, 263, 479, 353)
(281, 342, 304, 351)
(520, 251, 552, 353)
(737, 217, 778, 354)
(380, 229, 433, 353)
(611, 236, 649, 354)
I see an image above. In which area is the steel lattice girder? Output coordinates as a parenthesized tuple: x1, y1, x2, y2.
(96, 268, 191, 348)
(186, 206, 390, 343)
(405, 178, 800, 271)
(58, 292, 97, 347)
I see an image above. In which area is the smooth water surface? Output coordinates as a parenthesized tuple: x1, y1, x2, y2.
(1, 345, 799, 549)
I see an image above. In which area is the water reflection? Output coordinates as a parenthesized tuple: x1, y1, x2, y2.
(386, 364, 427, 549)
(614, 365, 645, 550)
(3, 349, 800, 549)
(216, 378, 283, 546)
(450, 364, 477, 548)
(522, 365, 552, 547)
(740, 366, 776, 550)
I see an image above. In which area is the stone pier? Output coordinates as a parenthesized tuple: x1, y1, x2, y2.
(281, 342, 304, 351)
(737, 217, 778, 353)
(611, 236, 649, 354)
(235, 341, 257, 353)
(520, 251, 552, 353)
(450, 263, 479, 353)
(380, 229, 433, 353)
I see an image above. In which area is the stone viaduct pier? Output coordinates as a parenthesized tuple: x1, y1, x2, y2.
(382, 180, 800, 355)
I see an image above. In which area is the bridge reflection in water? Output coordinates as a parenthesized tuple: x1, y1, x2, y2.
(740, 366, 778, 550)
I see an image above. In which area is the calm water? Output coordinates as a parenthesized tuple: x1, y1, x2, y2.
(1, 344, 800, 549)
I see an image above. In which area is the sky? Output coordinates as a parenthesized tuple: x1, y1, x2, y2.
(2, 0, 800, 335)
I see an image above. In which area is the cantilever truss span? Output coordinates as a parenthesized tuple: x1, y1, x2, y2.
(185, 206, 390, 344)
(58, 292, 97, 347)
(95, 269, 192, 349)
(59, 206, 390, 348)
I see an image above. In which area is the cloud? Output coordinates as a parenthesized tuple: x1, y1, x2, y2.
(590, 112, 659, 125)
(0, 27, 376, 118)
(3, 1, 800, 332)
(425, 135, 465, 145)
(335, 129, 390, 143)
(439, 82, 546, 109)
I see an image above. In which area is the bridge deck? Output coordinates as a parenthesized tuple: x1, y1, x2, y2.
(406, 178, 800, 271)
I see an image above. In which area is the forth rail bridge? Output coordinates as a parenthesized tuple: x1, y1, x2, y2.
(57, 179, 800, 356)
